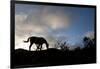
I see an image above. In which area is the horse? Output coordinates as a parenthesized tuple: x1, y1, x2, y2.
(23, 36, 49, 51)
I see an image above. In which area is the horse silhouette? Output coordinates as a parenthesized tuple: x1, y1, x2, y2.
(23, 36, 49, 51)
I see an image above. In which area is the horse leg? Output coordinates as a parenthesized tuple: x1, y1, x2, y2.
(39, 45, 42, 51)
(29, 43, 33, 51)
(36, 44, 39, 51)
(46, 44, 48, 49)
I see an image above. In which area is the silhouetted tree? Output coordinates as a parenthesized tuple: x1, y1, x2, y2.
(83, 37, 94, 48)
(92, 38, 95, 46)
(82, 36, 96, 59)
(55, 40, 69, 51)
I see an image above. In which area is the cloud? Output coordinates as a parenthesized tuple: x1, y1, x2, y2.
(15, 5, 70, 36)
(15, 13, 47, 37)
(84, 31, 94, 39)
(15, 5, 71, 49)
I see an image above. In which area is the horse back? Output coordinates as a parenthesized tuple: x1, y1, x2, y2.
(29, 36, 47, 44)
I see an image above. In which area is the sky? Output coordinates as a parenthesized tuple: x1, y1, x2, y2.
(15, 4, 95, 50)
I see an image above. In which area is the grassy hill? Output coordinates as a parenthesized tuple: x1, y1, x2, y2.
(13, 48, 96, 68)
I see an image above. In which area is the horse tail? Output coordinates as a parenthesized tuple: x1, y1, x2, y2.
(23, 37, 30, 43)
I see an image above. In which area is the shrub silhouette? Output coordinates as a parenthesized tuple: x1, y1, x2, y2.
(83, 36, 94, 48)
(80, 36, 96, 59)
(55, 40, 69, 51)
